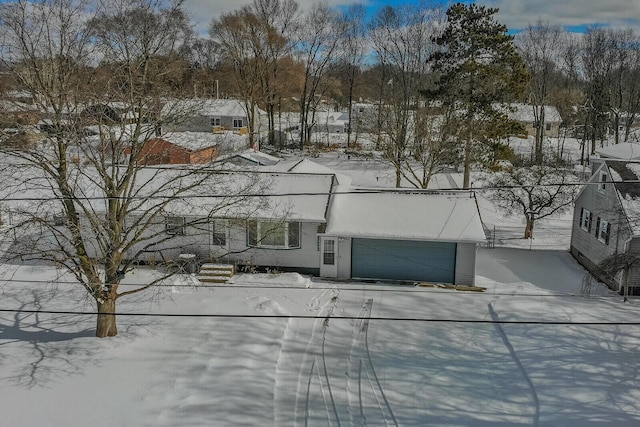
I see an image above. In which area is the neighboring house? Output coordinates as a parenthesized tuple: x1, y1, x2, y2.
(595, 142, 640, 161)
(130, 132, 220, 165)
(163, 99, 262, 134)
(314, 111, 349, 135)
(505, 103, 563, 138)
(570, 158, 640, 295)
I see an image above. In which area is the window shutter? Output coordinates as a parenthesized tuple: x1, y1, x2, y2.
(580, 207, 584, 226)
(606, 223, 611, 245)
(588, 212, 592, 233)
(596, 217, 600, 235)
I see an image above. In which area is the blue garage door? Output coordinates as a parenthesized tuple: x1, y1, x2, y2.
(351, 238, 456, 283)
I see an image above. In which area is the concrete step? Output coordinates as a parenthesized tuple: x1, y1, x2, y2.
(197, 263, 235, 284)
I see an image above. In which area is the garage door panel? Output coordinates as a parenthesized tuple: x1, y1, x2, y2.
(351, 238, 456, 283)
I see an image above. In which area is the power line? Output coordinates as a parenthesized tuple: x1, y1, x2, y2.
(0, 277, 626, 299)
(0, 180, 635, 203)
(0, 308, 638, 325)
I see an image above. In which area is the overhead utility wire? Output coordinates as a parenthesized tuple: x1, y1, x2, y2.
(0, 276, 627, 299)
(0, 308, 638, 325)
(0, 181, 630, 202)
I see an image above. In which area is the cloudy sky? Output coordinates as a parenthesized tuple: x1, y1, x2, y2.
(183, 0, 640, 35)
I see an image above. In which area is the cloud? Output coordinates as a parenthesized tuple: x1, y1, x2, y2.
(486, 0, 640, 31)
(182, 0, 640, 37)
(183, 0, 359, 36)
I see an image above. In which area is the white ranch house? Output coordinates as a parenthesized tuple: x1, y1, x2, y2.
(5, 162, 486, 285)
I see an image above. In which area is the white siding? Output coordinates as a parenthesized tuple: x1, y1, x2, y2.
(455, 243, 477, 286)
(337, 237, 352, 279)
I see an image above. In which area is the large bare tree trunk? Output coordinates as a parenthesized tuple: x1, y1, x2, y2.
(524, 216, 534, 239)
(97, 297, 118, 338)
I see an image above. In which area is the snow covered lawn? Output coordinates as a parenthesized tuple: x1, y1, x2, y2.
(1, 248, 640, 426)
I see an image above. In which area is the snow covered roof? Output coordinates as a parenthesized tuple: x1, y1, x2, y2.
(325, 191, 486, 243)
(235, 149, 280, 166)
(128, 170, 334, 222)
(503, 103, 562, 123)
(604, 160, 640, 235)
(160, 132, 223, 151)
(595, 143, 640, 160)
(287, 159, 352, 186)
(211, 172, 334, 222)
(163, 99, 264, 118)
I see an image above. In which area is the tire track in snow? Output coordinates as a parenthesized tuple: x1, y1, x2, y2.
(488, 302, 540, 427)
(348, 298, 398, 427)
(292, 287, 341, 426)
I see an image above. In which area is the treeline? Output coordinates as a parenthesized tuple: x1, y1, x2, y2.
(2, 0, 640, 173)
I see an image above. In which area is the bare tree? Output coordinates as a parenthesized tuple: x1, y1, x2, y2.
(581, 28, 614, 155)
(338, 4, 366, 150)
(400, 106, 459, 189)
(486, 165, 579, 239)
(608, 29, 640, 144)
(250, 0, 299, 147)
(369, 4, 443, 187)
(516, 22, 566, 164)
(210, 0, 298, 148)
(295, 1, 342, 147)
(210, 9, 264, 147)
(0, 0, 261, 337)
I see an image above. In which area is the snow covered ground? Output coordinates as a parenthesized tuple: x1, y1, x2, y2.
(2, 141, 640, 426)
(1, 250, 639, 426)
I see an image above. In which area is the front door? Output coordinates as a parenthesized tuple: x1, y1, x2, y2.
(320, 237, 338, 278)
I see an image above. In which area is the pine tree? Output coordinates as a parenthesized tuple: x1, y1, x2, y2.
(427, 3, 529, 188)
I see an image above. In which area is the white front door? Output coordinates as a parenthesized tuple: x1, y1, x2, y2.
(320, 237, 338, 278)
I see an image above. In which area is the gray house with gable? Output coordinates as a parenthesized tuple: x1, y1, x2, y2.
(570, 158, 640, 295)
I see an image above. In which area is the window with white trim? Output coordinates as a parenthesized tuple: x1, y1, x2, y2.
(211, 117, 221, 127)
(246, 220, 301, 249)
(596, 217, 611, 244)
(166, 216, 186, 235)
(233, 118, 244, 128)
(580, 208, 592, 232)
(598, 172, 607, 192)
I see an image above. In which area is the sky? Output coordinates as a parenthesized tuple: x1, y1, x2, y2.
(184, 0, 640, 35)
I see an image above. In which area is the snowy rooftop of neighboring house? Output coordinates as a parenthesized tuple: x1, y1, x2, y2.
(325, 190, 486, 243)
(162, 99, 263, 118)
(236, 149, 281, 166)
(602, 160, 640, 235)
(595, 142, 640, 160)
(314, 110, 348, 124)
(286, 159, 352, 186)
(503, 103, 562, 123)
(160, 131, 223, 151)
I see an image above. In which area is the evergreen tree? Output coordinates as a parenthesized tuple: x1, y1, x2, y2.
(427, 3, 528, 188)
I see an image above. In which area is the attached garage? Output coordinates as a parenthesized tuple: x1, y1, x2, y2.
(323, 191, 487, 285)
(351, 238, 456, 283)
